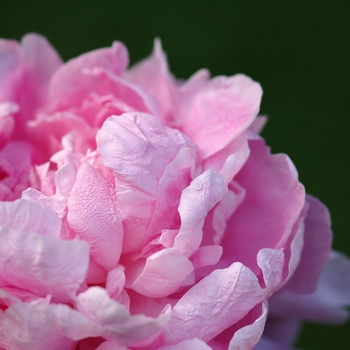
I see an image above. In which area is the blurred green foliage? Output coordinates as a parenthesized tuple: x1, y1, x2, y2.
(2, 1, 349, 348)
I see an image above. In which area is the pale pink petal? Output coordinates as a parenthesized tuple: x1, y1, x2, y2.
(202, 135, 250, 185)
(67, 161, 123, 271)
(162, 262, 266, 344)
(249, 115, 267, 134)
(76, 286, 171, 346)
(0, 226, 89, 302)
(286, 195, 332, 293)
(173, 170, 227, 257)
(159, 338, 213, 350)
(180, 74, 262, 159)
(106, 265, 126, 299)
(98, 112, 193, 254)
(228, 301, 268, 350)
(0, 197, 61, 238)
(125, 39, 177, 124)
(0, 300, 99, 350)
(96, 341, 129, 350)
(127, 248, 194, 298)
(49, 41, 128, 110)
(220, 139, 305, 276)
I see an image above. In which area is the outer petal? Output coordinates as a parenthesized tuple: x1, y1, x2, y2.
(0, 225, 89, 302)
(49, 41, 128, 110)
(285, 194, 332, 293)
(0, 34, 62, 137)
(76, 287, 171, 346)
(180, 75, 262, 159)
(67, 161, 123, 271)
(269, 251, 350, 324)
(220, 139, 305, 276)
(125, 39, 178, 124)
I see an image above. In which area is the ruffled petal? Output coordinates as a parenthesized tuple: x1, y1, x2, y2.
(0, 225, 89, 302)
(98, 112, 193, 254)
(162, 262, 266, 344)
(0, 197, 61, 238)
(76, 286, 171, 346)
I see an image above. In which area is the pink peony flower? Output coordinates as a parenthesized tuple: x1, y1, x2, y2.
(0, 33, 349, 349)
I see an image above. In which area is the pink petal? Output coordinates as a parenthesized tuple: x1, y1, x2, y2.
(0, 140, 40, 200)
(159, 338, 212, 350)
(180, 74, 262, 159)
(190, 245, 223, 269)
(0, 101, 17, 146)
(67, 161, 123, 271)
(0, 300, 99, 350)
(286, 195, 332, 293)
(49, 41, 128, 110)
(162, 262, 266, 344)
(0, 34, 62, 137)
(98, 112, 193, 254)
(0, 197, 61, 238)
(220, 139, 305, 276)
(125, 39, 178, 124)
(76, 286, 171, 346)
(228, 301, 268, 350)
(127, 248, 194, 298)
(173, 170, 227, 257)
(28, 111, 96, 160)
(0, 226, 89, 302)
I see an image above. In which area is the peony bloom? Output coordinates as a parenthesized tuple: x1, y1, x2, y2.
(0, 33, 349, 349)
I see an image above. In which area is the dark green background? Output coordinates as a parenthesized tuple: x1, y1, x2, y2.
(2, 1, 349, 348)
